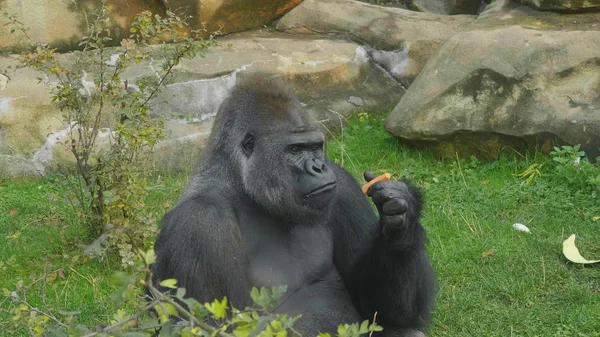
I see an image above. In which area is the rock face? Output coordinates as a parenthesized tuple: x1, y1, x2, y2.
(513, 0, 600, 12)
(0, 0, 303, 52)
(0, 31, 403, 178)
(276, 0, 474, 86)
(0, 0, 166, 52)
(164, 0, 303, 35)
(0, 155, 44, 179)
(385, 0, 600, 160)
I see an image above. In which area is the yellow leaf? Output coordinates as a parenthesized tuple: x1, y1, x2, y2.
(6, 232, 21, 240)
(161, 302, 178, 316)
(159, 278, 178, 289)
(562, 234, 600, 264)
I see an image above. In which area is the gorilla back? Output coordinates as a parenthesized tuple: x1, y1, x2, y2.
(152, 76, 436, 337)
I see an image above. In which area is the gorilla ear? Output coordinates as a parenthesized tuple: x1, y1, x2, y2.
(241, 133, 255, 156)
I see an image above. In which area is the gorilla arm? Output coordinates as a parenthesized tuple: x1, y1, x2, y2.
(327, 164, 436, 332)
(152, 195, 252, 308)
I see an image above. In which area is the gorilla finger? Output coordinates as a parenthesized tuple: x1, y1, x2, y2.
(370, 189, 402, 205)
(382, 199, 408, 215)
(382, 214, 405, 229)
(363, 171, 377, 182)
(367, 180, 408, 196)
(366, 180, 396, 197)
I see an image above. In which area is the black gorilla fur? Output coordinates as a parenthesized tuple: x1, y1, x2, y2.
(152, 76, 436, 337)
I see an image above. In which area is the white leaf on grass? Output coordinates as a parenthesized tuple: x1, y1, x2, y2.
(562, 234, 600, 264)
(512, 223, 531, 233)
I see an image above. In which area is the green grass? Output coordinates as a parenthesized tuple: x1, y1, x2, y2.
(1, 114, 599, 336)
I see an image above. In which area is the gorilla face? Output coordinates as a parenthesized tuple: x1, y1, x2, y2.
(284, 131, 337, 205)
(241, 127, 337, 222)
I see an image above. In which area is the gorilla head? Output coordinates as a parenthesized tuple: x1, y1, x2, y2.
(206, 76, 337, 222)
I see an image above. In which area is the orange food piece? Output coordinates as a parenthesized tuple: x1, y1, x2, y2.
(361, 173, 391, 194)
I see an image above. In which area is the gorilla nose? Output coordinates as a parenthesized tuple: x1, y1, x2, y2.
(306, 158, 327, 176)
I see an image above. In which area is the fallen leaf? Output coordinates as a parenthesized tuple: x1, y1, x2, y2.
(46, 272, 57, 284)
(125, 319, 138, 328)
(562, 234, 600, 264)
(6, 232, 21, 240)
(512, 223, 531, 233)
(162, 201, 170, 209)
(9, 209, 17, 216)
(481, 250, 496, 258)
(481, 180, 489, 185)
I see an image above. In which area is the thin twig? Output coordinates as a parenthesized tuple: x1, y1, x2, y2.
(11, 294, 67, 328)
(369, 311, 378, 337)
(141, 44, 194, 108)
(80, 299, 160, 337)
(147, 282, 235, 337)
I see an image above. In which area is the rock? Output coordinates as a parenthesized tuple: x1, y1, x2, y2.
(385, 0, 600, 160)
(348, 96, 364, 106)
(513, 0, 600, 13)
(0, 155, 44, 179)
(0, 0, 166, 52)
(357, 0, 445, 14)
(276, 0, 475, 87)
(0, 0, 304, 53)
(151, 31, 404, 131)
(0, 31, 403, 177)
(164, 0, 303, 35)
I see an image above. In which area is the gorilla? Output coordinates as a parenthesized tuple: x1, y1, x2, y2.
(152, 76, 436, 337)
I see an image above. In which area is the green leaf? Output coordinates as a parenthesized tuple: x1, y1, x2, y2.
(205, 297, 228, 319)
(142, 249, 156, 265)
(271, 285, 287, 302)
(175, 287, 186, 300)
(358, 320, 369, 334)
(250, 286, 287, 310)
(368, 322, 384, 332)
(248, 316, 272, 337)
(154, 302, 178, 323)
(159, 278, 178, 289)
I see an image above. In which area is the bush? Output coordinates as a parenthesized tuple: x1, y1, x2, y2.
(4, 249, 383, 337)
(3, 5, 217, 265)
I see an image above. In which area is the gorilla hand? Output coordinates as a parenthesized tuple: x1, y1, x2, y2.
(363, 171, 417, 234)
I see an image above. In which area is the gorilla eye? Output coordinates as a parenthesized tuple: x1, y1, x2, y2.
(289, 145, 303, 154)
(312, 143, 322, 151)
(242, 133, 255, 155)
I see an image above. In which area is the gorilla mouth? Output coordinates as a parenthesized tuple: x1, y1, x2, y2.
(304, 183, 337, 198)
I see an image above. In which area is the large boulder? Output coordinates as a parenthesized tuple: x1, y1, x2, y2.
(385, 0, 600, 160)
(0, 0, 304, 53)
(0, 31, 403, 178)
(513, 0, 600, 12)
(164, 0, 303, 35)
(0, 155, 44, 179)
(276, 0, 474, 87)
(0, 0, 166, 52)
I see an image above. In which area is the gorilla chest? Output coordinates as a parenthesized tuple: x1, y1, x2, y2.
(244, 224, 336, 290)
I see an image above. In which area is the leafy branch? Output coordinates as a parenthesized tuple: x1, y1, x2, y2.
(3, 249, 383, 337)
